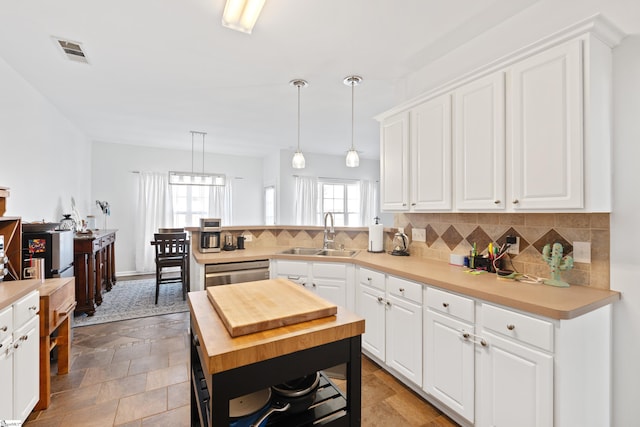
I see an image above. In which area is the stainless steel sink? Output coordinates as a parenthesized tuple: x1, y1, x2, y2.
(278, 247, 358, 257)
(279, 247, 323, 255)
(316, 249, 357, 257)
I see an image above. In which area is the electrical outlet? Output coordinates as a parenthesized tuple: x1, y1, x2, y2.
(243, 233, 253, 242)
(507, 236, 520, 255)
(412, 228, 426, 242)
(573, 241, 591, 263)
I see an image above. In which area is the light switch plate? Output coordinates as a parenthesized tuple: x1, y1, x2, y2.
(243, 233, 253, 242)
(573, 241, 591, 263)
(412, 228, 426, 242)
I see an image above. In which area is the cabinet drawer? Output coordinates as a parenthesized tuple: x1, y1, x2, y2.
(41, 279, 76, 334)
(93, 239, 102, 252)
(312, 262, 346, 279)
(359, 267, 385, 291)
(0, 306, 12, 341)
(276, 261, 308, 277)
(13, 290, 39, 328)
(387, 276, 422, 304)
(482, 303, 554, 352)
(426, 287, 474, 323)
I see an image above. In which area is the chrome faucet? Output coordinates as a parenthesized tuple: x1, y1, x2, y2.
(323, 212, 335, 249)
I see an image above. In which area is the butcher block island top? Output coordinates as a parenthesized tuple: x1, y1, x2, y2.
(207, 278, 338, 337)
(189, 282, 364, 375)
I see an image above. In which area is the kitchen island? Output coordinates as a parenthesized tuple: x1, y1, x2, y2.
(188, 283, 365, 426)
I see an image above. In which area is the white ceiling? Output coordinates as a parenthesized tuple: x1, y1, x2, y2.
(1, 0, 627, 159)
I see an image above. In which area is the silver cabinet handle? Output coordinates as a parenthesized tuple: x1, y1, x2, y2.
(312, 283, 316, 288)
(377, 296, 384, 303)
(512, 199, 519, 204)
(287, 275, 301, 281)
(507, 324, 515, 330)
(301, 282, 307, 287)
(402, 203, 407, 207)
(20, 335, 28, 341)
(399, 288, 405, 292)
(29, 305, 38, 311)
(480, 339, 488, 346)
(385, 301, 392, 307)
(411, 203, 416, 206)
(442, 302, 449, 308)
(367, 277, 372, 282)
(0, 326, 7, 332)
(494, 200, 501, 204)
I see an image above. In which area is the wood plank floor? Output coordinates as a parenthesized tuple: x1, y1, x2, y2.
(25, 311, 458, 426)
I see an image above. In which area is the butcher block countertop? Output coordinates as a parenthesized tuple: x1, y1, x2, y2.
(0, 279, 42, 310)
(191, 245, 620, 320)
(189, 287, 365, 375)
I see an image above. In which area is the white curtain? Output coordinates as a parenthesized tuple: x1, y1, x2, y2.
(294, 176, 318, 225)
(360, 180, 378, 226)
(209, 183, 232, 225)
(135, 172, 174, 272)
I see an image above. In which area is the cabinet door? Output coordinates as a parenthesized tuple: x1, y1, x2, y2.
(424, 309, 475, 423)
(478, 330, 553, 427)
(0, 337, 13, 420)
(410, 94, 452, 210)
(355, 283, 386, 361)
(380, 112, 410, 211)
(313, 278, 346, 307)
(385, 294, 422, 386)
(510, 39, 583, 210)
(455, 72, 506, 210)
(13, 316, 39, 423)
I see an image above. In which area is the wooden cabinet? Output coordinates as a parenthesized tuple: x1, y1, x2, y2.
(355, 267, 423, 387)
(74, 230, 117, 315)
(0, 216, 22, 281)
(272, 260, 353, 310)
(509, 39, 584, 210)
(454, 72, 506, 210)
(380, 112, 410, 211)
(424, 287, 475, 423)
(0, 290, 39, 423)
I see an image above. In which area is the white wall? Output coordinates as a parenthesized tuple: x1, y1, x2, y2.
(0, 56, 91, 221)
(277, 149, 392, 226)
(610, 35, 640, 427)
(91, 141, 264, 274)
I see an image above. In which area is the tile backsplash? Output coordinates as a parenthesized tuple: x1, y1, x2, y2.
(395, 213, 610, 289)
(232, 212, 610, 289)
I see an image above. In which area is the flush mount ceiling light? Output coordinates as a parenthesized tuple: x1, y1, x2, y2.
(169, 131, 226, 186)
(291, 79, 308, 169)
(344, 75, 362, 168)
(222, 0, 266, 34)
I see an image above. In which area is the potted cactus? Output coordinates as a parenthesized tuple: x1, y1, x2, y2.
(541, 243, 574, 287)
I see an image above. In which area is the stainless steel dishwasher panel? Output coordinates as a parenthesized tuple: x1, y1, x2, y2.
(205, 259, 270, 287)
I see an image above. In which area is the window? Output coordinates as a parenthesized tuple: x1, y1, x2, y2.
(264, 186, 276, 225)
(318, 180, 361, 226)
(172, 185, 210, 228)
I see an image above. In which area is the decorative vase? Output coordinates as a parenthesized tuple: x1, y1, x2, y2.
(59, 214, 76, 231)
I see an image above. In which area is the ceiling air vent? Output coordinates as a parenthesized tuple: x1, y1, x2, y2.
(54, 38, 89, 64)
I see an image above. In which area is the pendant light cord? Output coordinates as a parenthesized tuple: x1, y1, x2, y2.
(351, 80, 355, 151)
(297, 83, 301, 152)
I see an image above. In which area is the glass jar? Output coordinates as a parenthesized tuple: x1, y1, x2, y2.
(59, 214, 76, 231)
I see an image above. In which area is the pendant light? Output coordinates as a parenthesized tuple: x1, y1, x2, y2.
(169, 131, 226, 186)
(290, 79, 308, 169)
(344, 75, 362, 168)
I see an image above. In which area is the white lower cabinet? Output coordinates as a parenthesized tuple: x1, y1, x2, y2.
(356, 267, 422, 387)
(0, 290, 40, 423)
(424, 287, 475, 423)
(271, 260, 353, 309)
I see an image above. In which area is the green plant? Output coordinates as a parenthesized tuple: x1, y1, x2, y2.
(541, 243, 574, 287)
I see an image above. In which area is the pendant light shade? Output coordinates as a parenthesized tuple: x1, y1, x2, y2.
(291, 79, 308, 169)
(344, 75, 362, 168)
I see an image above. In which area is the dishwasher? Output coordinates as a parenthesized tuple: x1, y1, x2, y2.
(204, 259, 270, 287)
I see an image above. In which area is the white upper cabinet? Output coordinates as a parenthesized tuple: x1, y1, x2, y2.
(410, 94, 452, 210)
(380, 112, 410, 211)
(376, 17, 621, 212)
(509, 39, 583, 210)
(454, 72, 506, 210)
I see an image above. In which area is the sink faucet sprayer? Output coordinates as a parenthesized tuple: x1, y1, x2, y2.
(323, 212, 335, 249)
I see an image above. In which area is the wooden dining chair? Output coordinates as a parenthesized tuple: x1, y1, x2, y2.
(151, 232, 190, 304)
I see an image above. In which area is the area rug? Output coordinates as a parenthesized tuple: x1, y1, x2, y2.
(73, 278, 189, 327)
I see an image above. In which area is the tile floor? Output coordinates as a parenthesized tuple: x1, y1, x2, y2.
(25, 311, 458, 426)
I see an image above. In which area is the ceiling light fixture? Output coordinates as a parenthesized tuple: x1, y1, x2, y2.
(290, 79, 308, 169)
(344, 75, 362, 168)
(169, 131, 226, 186)
(222, 0, 266, 34)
